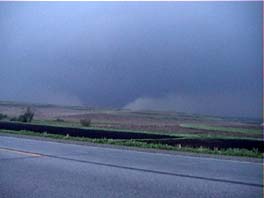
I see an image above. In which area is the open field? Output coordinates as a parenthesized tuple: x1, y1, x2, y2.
(179, 123, 262, 134)
(0, 101, 263, 158)
(0, 101, 262, 137)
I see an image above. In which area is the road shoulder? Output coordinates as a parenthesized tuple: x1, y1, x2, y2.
(0, 132, 262, 163)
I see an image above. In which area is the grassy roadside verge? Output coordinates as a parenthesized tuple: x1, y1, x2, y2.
(0, 129, 262, 158)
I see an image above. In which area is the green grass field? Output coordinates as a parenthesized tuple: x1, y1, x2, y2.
(28, 120, 257, 140)
(24, 119, 261, 140)
(180, 123, 262, 134)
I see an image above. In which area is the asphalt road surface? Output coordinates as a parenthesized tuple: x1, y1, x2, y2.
(0, 136, 263, 198)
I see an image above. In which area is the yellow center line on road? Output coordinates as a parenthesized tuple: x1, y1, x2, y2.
(0, 147, 42, 157)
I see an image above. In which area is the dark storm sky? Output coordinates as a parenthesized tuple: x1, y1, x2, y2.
(0, 2, 262, 118)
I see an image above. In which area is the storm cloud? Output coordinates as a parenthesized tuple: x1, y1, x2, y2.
(0, 2, 262, 118)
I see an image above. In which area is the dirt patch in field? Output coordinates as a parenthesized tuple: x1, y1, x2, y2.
(0, 121, 172, 140)
(1, 121, 263, 152)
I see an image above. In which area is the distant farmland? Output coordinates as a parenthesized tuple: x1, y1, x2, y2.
(0, 101, 262, 157)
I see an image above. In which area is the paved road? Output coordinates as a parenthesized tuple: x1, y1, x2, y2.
(0, 136, 263, 198)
